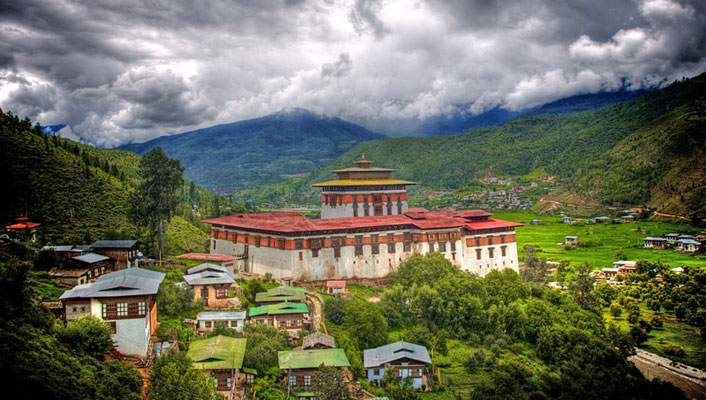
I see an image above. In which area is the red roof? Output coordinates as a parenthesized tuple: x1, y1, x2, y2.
(5, 222, 40, 230)
(176, 253, 241, 261)
(204, 210, 521, 235)
(327, 280, 346, 287)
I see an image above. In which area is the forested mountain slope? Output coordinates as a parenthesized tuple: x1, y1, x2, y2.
(119, 108, 385, 194)
(242, 74, 706, 215)
(0, 110, 236, 252)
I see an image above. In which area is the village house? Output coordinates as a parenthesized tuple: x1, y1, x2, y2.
(183, 267, 237, 309)
(592, 216, 611, 223)
(203, 156, 522, 281)
(665, 233, 680, 244)
(279, 348, 351, 394)
(248, 302, 310, 332)
(255, 286, 308, 305)
(43, 245, 87, 259)
(196, 311, 247, 334)
(188, 335, 247, 400)
(300, 332, 336, 350)
(326, 280, 346, 295)
(91, 240, 140, 270)
(49, 253, 114, 287)
(613, 260, 637, 275)
(643, 237, 667, 249)
(177, 253, 244, 276)
(5, 217, 40, 242)
(59, 268, 165, 358)
(677, 239, 702, 253)
(562, 217, 572, 224)
(364, 341, 432, 389)
(620, 215, 635, 222)
(565, 236, 579, 245)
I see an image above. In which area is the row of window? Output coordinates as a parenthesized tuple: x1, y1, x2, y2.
(475, 246, 507, 260)
(101, 301, 147, 319)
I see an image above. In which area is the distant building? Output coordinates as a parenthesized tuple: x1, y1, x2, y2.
(677, 239, 701, 253)
(613, 260, 637, 275)
(91, 240, 140, 270)
(5, 217, 40, 242)
(602, 268, 619, 279)
(665, 233, 680, 244)
(364, 341, 431, 389)
(59, 268, 165, 358)
(643, 237, 667, 249)
(620, 215, 635, 222)
(188, 335, 247, 399)
(565, 236, 579, 245)
(49, 253, 114, 287)
(562, 217, 572, 224)
(301, 332, 336, 350)
(593, 217, 611, 223)
(177, 253, 243, 276)
(530, 220, 541, 225)
(255, 287, 308, 305)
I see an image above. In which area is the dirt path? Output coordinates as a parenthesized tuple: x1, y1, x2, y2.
(306, 292, 327, 334)
(629, 349, 706, 400)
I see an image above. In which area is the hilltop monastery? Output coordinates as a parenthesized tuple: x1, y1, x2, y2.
(204, 156, 522, 281)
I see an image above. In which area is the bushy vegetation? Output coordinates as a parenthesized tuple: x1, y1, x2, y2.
(325, 253, 687, 399)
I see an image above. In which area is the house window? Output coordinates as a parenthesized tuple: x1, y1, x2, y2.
(450, 241, 456, 252)
(403, 241, 411, 252)
(387, 233, 395, 253)
(489, 248, 494, 258)
(374, 194, 382, 203)
(216, 288, 228, 298)
(439, 242, 446, 252)
(334, 247, 341, 258)
(205, 321, 212, 328)
(299, 252, 303, 261)
(475, 237, 481, 246)
(138, 302, 146, 315)
(476, 249, 482, 260)
(227, 377, 232, 388)
(289, 375, 297, 386)
(355, 245, 363, 256)
(353, 205, 358, 217)
(295, 240, 304, 250)
(500, 235, 506, 244)
(117, 303, 128, 317)
(501, 246, 507, 257)
(374, 205, 383, 216)
(304, 375, 311, 386)
(488, 236, 494, 245)
(278, 239, 286, 250)
(312, 248, 319, 258)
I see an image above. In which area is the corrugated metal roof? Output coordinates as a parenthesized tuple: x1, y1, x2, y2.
(187, 263, 229, 275)
(183, 271, 235, 286)
(91, 240, 138, 249)
(59, 268, 165, 300)
(278, 348, 350, 369)
(188, 336, 246, 370)
(255, 287, 307, 303)
(363, 341, 431, 368)
(197, 311, 246, 320)
(302, 332, 335, 349)
(312, 179, 417, 187)
(177, 253, 240, 261)
(249, 302, 309, 317)
(72, 253, 111, 264)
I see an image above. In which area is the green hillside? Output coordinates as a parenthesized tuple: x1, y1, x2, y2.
(241, 74, 706, 215)
(0, 110, 239, 253)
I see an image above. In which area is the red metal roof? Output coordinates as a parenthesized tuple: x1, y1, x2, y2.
(176, 253, 241, 261)
(327, 280, 346, 287)
(5, 222, 40, 230)
(204, 209, 520, 235)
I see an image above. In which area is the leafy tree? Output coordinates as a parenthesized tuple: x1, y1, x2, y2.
(242, 324, 289, 375)
(34, 249, 60, 271)
(570, 262, 597, 311)
(324, 297, 349, 325)
(56, 314, 114, 358)
(343, 299, 388, 350)
(610, 302, 623, 318)
(157, 282, 195, 318)
(148, 351, 216, 400)
(128, 147, 184, 259)
(312, 364, 357, 400)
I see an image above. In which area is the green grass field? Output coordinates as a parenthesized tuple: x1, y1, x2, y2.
(492, 211, 706, 269)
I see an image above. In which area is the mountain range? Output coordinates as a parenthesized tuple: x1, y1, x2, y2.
(118, 108, 384, 194)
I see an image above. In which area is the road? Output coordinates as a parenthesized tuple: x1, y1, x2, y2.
(629, 349, 706, 400)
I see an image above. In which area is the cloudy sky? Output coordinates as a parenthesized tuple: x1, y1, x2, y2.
(1, 0, 705, 146)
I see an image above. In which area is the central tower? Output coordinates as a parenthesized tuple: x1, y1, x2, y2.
(312, 154, 416, 219)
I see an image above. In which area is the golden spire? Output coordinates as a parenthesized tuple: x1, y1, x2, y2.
(353, 153, 374, 168)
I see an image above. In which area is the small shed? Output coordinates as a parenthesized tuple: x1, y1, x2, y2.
(565, 236, 579, 245)
(326, 280, 346, 295)
(301, 332, 335, 350)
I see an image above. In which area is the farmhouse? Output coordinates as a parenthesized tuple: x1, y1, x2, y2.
(196, 311, 247, 334)
(49, 253, 114, 287)
(677, 239, 701, 253)
(59, 268, 165, 358)
(364, 341, 431, 389)
(204, 156, 522, 280)
(248, 301, 310, 331)
(177, 253, 243, 276)
(188, 335, 247, 399)
(278, 348, 350, 393)
(565, 236, 579, 245)
(643, 237, 667, 249)
(183, 267, 237, 309)
(300, 332, 336, 350)
(326, 280, 346, 295)
(90, 240, 140, 270)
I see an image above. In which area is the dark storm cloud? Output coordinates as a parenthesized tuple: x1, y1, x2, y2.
(1, 0, 704, 144)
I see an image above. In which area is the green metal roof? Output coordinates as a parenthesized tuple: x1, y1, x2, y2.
(249, 301, 309, 317)
(278, 348, 351, 369)
(255, 287, 307, 303)
(188, 335, 247, 370)
(243, 367, 258, 375)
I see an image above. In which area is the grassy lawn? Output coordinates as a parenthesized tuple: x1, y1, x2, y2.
(492, 211, 706, 269)
(603, 303, 706, 370)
